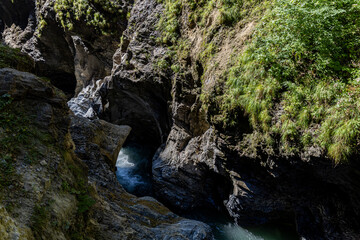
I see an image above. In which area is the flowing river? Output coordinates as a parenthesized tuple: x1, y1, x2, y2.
(116, 144, 299, 240)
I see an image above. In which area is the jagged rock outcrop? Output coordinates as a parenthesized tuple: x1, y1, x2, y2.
(0, 68, 214, 239)
(99, 0, 171, 148)
(67, 78, 105, 119)
(70, 114, 213, 239)
(0, 0, 130, 96)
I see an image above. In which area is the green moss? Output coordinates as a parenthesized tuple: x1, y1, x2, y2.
(77, 194, 96, 214)
(0, 44, 33, 72)
(53, 0, 127, 35)
(0, 154, 16, 188)
(31, 205, 49, 235)
(219, 0, 265, 26)
(155, 58, 170, 70)
(157, 0, 182, 44)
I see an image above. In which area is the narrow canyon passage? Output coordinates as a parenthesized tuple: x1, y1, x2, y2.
(2, 0, 359, 239)
(114, 142, 299, 240)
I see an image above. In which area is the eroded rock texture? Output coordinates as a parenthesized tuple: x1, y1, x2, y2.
(70, 115, 213, 240)
(99, 0, 171, 148)
(110, 0, 360, 239)
(0, 68, 213, 240)
(0, 0, 130, 97)
(0, 68, 84, 239)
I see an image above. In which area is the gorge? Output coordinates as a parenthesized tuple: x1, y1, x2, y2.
(1, 0, 360, 240)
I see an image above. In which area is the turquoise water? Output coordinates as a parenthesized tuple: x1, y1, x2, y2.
(115, 145, 299, 240)
(212, 222, 299, 240)
(213, 223, 298, 240)
(183, 209, 299, 240)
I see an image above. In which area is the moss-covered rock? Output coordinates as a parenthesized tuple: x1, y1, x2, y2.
(0, 44, 34, 72)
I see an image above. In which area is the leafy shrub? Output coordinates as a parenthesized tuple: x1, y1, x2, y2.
(223, 0, 360, 163)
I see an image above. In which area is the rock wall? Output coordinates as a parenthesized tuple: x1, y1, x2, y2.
(98, 0, 360, 239)
(99, 0, 172, 148)
(0, 68, 213, 239)
(0, 0, 130, 97)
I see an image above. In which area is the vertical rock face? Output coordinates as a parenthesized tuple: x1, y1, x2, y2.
(1, 0, 77, 95)
(0, 68, 81, 240)
(99, 0, 172, 148)
(69, 114, 214, 240)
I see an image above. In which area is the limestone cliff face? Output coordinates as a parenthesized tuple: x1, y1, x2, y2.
(0, 68, 84, 239)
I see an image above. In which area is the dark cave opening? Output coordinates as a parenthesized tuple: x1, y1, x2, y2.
(46, 71, 77, 98)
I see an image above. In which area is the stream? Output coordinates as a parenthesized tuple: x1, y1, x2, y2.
(115, 144, 299, 240)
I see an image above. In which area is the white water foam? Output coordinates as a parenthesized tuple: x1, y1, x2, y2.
(115, 146, 150, 194)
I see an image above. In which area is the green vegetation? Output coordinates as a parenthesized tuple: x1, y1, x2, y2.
(219, 0, 265, 25)
(0, 93, 50, 155)
(62, 179, 96, 214)
(77, 194, 96, 213)
(157, 0, 265, 44)
(158, 0, 360, 163)
(0, 44, 33, 72)
(0, 94, 32, 152)
(0, 154, 16, 187)
(53, 0, 126, 35)
(221, 0, 360, 163)
(157, 0, 182, 44)
(31, 205, 49, 234)
(156, 0, 267, 78)
(0, 93, 53, 187)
